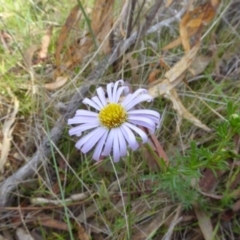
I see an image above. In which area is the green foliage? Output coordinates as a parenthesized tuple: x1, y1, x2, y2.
(146, 102, 240, 209)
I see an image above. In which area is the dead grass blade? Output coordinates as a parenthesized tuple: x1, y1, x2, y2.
(34, 214, 70, 231)
(232, 199, 240, 212)
(23, 45, 39, 72)
(132, 211, 168, 240)
(165, 0, 173, 8)
(188, 54, 212, 76)
(163, 2, 219, 51)
(91, 0, 113, 35)
(44, 75, 68, 90)
(0, 233, 8, 240)
(165, 88, 211, 132)
(198, 168, 226, 193)
(0, 30, 13, 53)
(132, 206, 179, 240)
(142, 145, 161, 172)
(61, 0, 114, 71)
(62, 34, 93, 71)
(15, 228, 34, 240)
(148, 43, 211, 131)
(77, 224, 90, 240)
(148, 69, 161, 84)
(140, 125, 169, 170)
(148, 3, 214, 132)
(150, 133, 170, 166)
(124, 52, 139, 82)
(162, 205, 182, 240)
(38, 26, 52, 60)
(91, 0, 114, 55)
(55, 4, 81, 70)
(194, 204, 214, 240)
(211, 0, 220, 9)
(165, 42, 200, 82)
(142, 137, 169, 172)
(0, 88, 19, 171)
(180, 11, 191, 52)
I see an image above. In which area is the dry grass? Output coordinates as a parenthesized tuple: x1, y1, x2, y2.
(1, 0, 240, 239)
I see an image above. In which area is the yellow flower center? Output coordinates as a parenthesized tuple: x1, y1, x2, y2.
(99, 103, 128, 128)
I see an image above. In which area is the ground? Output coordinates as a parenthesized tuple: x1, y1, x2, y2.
(1, 0, 240, 239)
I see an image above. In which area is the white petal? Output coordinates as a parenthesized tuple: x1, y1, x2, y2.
(124, 122, 148, 143)
(68, 116, 99, 125)
(83, 98, 101, 111)
(102, 128, 115, 155)
(96, 87, 107, 106)
(121, 88, 148, 107)
(121, 93, 132, 105)
(113, 132, 120, 162)
(147, 115, 159, 122)
(91, 96, 104, 108)
(128, 118, 155, 133)
(138, 115, 159, 127)
(92, 130, 109, 161)
(81, 132, 104, 153)
(116, 128, 127, 157)
(75, 127, 106, 152)
(69, 123, 99, 136)
(128, 109, 160, 119)
(75, 110, 98, 117)
(120, 124, 139, 150)
(112, 80, 124, 102)
(128, 115, 157, 126)
(128, 110, 160, 126)
(115, 86, 129, 103)
(124, 94, 153, 111)
(107, 82, 114, 102)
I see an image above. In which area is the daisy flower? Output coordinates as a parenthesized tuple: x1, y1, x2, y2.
(68, 80, 160, 162)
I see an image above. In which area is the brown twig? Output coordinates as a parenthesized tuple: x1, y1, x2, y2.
(134, 0, 163, 48)
(126, 0, 138, 38)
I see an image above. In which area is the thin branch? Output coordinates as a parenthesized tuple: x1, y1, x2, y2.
(134, 0, 163, 47)
(31, 192, 90, 206)
(109, 6, 185, 64)
(126, 0, 138, 38)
